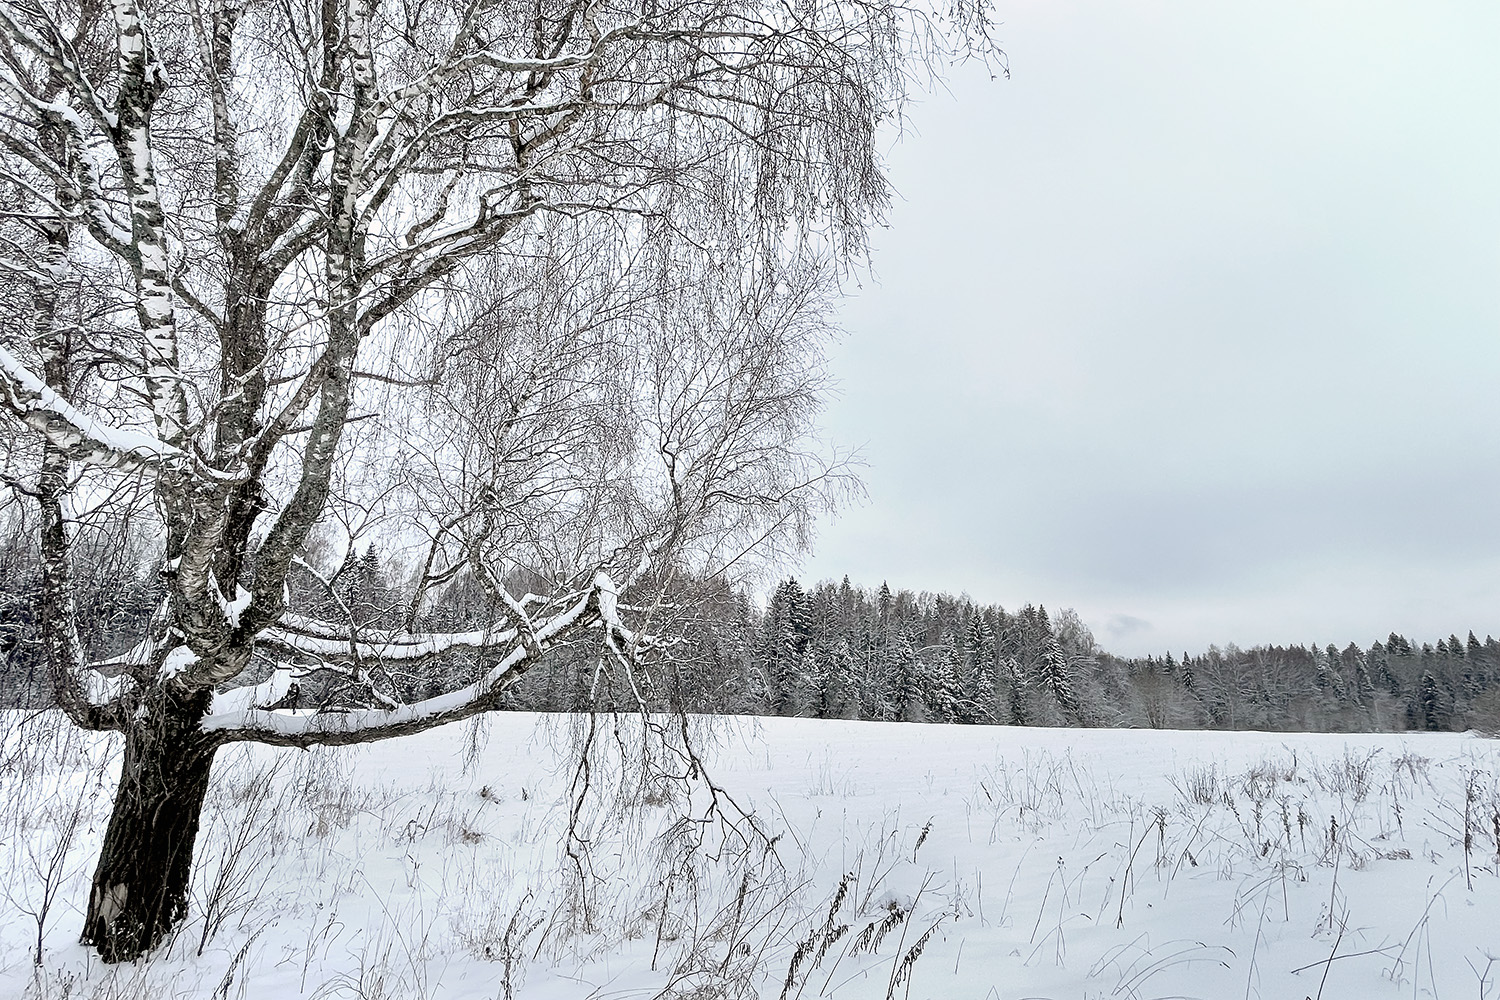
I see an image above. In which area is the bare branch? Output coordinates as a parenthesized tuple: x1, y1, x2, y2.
(0, 345, 183, 469)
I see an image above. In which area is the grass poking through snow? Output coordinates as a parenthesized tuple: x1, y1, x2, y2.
(2, 713, 1498, 999)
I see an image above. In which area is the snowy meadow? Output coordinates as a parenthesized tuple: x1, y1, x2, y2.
(3, 712, 1498, 1000)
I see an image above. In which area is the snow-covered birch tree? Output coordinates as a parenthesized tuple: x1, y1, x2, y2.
(0, 0, 998, 961)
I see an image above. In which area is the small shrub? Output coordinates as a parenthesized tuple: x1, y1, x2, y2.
(1176, 764, 1222, 806)
(1314, 748, 1379, 804)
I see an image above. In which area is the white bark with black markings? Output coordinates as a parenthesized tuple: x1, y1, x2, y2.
(0, 0, 997, 961)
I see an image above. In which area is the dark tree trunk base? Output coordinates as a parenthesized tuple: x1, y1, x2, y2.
(82, 685, 218, 963)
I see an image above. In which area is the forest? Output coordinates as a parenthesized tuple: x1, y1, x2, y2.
(4, 530, 1494, 735)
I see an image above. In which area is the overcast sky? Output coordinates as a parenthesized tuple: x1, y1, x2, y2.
(796, 0, 1500, 657)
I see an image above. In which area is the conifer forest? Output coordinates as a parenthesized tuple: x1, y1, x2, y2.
(3, 535, 1494, 734)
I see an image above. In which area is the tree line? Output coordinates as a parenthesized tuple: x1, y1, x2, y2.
(5, 538, 1495, 734)
(657, 575, 1500, 734)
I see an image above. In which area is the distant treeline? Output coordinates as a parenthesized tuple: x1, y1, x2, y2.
(2, 536, 1496, 733)
(591, 574, 1498, 734)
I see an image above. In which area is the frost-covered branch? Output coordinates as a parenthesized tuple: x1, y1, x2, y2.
(0, 345, 184, 469)
(204, 583, 609, 745)
(0, 0, 117, 135)
(261, 614, 520, 665)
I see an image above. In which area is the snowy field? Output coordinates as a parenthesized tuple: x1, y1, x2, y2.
(3, 712, 1499, 1000)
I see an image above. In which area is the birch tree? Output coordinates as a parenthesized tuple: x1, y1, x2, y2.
(0, 0, 998, 962)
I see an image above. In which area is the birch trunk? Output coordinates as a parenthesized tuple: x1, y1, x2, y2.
(80, 687, 220, 963)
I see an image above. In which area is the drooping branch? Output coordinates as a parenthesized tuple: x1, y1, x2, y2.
(0, 82, 134, 255)
(0, 0, 981, 716)
(204, 581, 611, 745)
(0, 345, 184, 469)
(260, 613, 521, 664)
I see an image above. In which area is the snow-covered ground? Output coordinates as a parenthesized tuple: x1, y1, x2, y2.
(3, 712, 1498, 999)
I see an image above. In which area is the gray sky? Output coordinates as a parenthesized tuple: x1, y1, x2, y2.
(797, 0, 1500, 657)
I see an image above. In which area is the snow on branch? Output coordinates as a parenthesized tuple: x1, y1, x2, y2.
(85, 636, 157, 676)
(0, 80, 133, 254)
(261, 613, 519, 664)
(203, 586, 603, 745)
(0, 4, 117, 136)
(0, 345, 185, 470)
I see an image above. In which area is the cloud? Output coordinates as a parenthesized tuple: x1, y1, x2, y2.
(802, 1, 1500, 655)
(1105, 614, 1153, 639)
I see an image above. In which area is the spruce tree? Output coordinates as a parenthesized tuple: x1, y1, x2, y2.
(889, 631, 922, 722)
(999, 655, 1028, 726)
(969, 656, 995, 723)
(964, 610, 995, 674)
(1036, 642, 1074, 722)
(825, 639, 859, 719)
(794, 643, 822, 717)
(1417, 670, 1447, 731)
(922, 644, 962, 723)
(1029, 606, 1077, 723)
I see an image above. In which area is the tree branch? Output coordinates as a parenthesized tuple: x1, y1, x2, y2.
(0, 345, 185, 469)
(205, 586, 602, 745)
